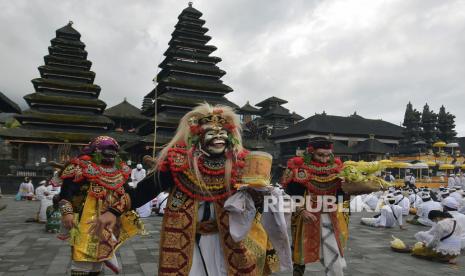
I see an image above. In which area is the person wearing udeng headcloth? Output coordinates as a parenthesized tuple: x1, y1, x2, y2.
(408, 188, 423, 214)
(93, 103, 287, 276)
(449, 185, 464, 203)
(409, 192, 443, 227)
(361, 194, 404, 229)
(448, 174, 456, 188)
(393, 190, 410, 216)
(441, 197, 465, 250)
(35, 179, 55, 223)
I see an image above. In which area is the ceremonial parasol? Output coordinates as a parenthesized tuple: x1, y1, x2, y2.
(433, 141, 447, 148)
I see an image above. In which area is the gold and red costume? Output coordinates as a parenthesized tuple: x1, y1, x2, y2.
(281, 156, 350, 265)
(128, 142, 279, 276)
(59, 155, 141, 263)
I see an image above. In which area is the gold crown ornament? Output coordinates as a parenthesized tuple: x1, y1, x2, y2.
(188, 111, 235, 134)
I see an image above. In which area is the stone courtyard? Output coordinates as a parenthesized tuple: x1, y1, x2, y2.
(0, 197, 463, 276)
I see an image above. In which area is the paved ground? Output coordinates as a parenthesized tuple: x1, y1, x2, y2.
(0, 196, 463, 275)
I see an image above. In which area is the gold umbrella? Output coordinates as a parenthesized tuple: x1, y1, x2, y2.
(439, 164, 455, 170)
(433, 141, 447, 148)
(390, 162, 411, 179)
(391, 162, 411, 168)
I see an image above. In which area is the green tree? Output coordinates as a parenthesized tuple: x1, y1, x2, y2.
(401, 102, 422, 150)
(421, 103, 438, 145)
(437, 105, 457, 142)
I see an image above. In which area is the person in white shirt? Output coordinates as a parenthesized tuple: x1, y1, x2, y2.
(154, 190, 169, 216)
(450, 185, 464, 201)
(18, 177, 34, 200)
(361, 194, 404, 229)
(413, 210, 463, 263)
(423, 187, 439, 202)
(384, 171, 395, 183)
(449, 186, 463, 203)
(363, 192, 382, 211)
(409, 189, 422, 206)
(404, 173, 416, 189)
(131, 164, 151, 218)
(131, 163, 146, 184)
(460, 174, 465, 190)
(442, 197, 465, 250)
(410, 193, 443, 227)
(459, 190, 465, 214)
(408, 189, 423, 213)
(448, 174, 456, 188)
(35, 180, 49, 201)
(437, 190, 450, 203)
(35, 180, 53, 222)
(394, 190, 410, 216)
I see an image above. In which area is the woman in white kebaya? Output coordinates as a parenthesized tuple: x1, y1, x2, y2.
(413, 210, 463, 264)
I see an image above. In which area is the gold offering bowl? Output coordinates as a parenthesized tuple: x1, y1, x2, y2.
(237, 151, 273, 188)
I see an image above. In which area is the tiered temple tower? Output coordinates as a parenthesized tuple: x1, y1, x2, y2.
(139, 3, 236, 145)
(141, 96, 153, 113)
(17, 22, 112, 131)
(0, 22, 116, 168)
(256, 97, 301, 132)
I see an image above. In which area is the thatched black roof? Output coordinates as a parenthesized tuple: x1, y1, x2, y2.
(291, 112, 304, 121)
(0, 127, 140, 144)
(0, 92, 21, 113)
(262, 104, 292, 117)
(56, 21, 81, 38)
(271, 113, 404, 140)
(238, 101, 260, 114)
(256, 96, 287, 108)
(333, 140, 355, 155)
(104, 99, 147, 120)
(181, 2, 203, 18)
(352, 138, 394, 154)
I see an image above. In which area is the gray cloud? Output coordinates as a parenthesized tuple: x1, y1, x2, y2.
(0, 0, 464, 135)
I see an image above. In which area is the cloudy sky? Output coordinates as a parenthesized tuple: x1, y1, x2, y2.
(1, 0, 464, 135)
